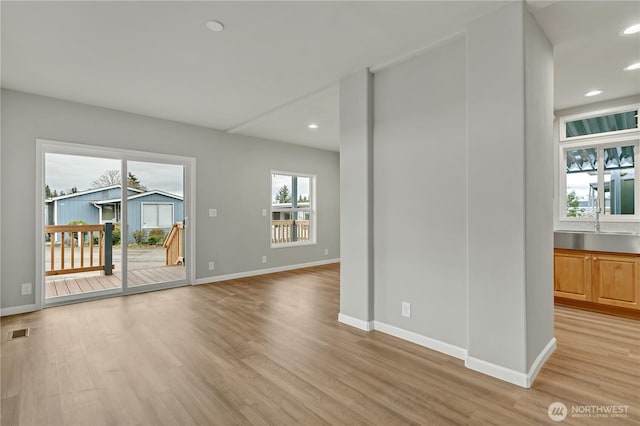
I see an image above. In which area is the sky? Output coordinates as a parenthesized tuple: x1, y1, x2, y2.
(271, 173, 310, 204)
(45, 153, 184, 196)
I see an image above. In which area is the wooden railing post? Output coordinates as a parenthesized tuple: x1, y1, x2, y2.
(103, 223, 113, 275)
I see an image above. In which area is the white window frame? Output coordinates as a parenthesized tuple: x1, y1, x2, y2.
(36, 138, 196, 310)
(559, 103, 639, 142)
(141, 202, 175, 229)
(558, 134, 639, 222)
(270, 170, 317, 248)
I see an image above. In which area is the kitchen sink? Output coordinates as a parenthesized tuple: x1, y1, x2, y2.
(554, 231, 640, 254)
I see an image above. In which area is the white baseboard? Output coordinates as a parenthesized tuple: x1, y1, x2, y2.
(373, 321, 467, 360)
(465, 337, 556, 388)
(0, 303, 39, 317)
(194, 258, 340, 285)
(465, 356, 529, 387)
(338, 313, 374, 331)
(525, 337, 557, 387)
(340, 316, 555, 389)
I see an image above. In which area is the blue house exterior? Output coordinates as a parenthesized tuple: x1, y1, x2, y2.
(46, 185, 184, 243)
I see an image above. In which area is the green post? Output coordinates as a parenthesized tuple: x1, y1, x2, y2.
(104, 222, 113, 275)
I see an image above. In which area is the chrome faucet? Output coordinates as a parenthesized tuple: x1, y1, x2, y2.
(594, 198, 601, 233)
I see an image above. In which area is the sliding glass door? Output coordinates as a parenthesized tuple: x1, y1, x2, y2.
(125, 160, 186, 288)
(40, 141, 193, 306)
(44, 152, 124, 301)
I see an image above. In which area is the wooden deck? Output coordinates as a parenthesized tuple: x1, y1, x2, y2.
(45, 265, 185, 298)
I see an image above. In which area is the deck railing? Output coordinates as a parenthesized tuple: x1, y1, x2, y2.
(45, 223, 113, 276)
(271, 220, 310, 244)
(164, 222, 184, 265)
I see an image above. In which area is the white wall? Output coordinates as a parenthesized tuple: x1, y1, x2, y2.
(373, 35, 467, 348)
(524, 9, 555, 371)
(466, 2, 527, 373)
(339, 70, 374, 324)
(339, 2, 555, 387)
(1, 89, 340, 310)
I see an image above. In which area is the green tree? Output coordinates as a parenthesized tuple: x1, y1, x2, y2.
(71, 186, 78, 193)
(45, 184, 52, 199)
(127, 172, 147, 190)
(275, 185, 292, 203)
(298, 194, 309, 203)
(566, 191, 584, 217)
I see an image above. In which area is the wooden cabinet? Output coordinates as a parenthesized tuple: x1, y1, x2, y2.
(554, 250, 591, 301)
(592, 253, 639, 310)
(554, 249, 640, 316)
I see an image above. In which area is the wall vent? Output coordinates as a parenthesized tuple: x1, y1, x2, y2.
(9, 328, 29, 340)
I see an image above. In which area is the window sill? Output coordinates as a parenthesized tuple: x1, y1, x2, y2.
(271, 241, 317, 249)
(559, 217, 640, 223)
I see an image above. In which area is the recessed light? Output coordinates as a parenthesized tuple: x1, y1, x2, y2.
(206, 20, 224, 32)
(622, 23, 640, 35)
(624, 62, 640, 71)
(585, 90, 603, 97)
(308, 123, 319, 129)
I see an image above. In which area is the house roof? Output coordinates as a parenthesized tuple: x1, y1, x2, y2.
(92, 190, 183, 205)
(46, 185, 144, 202)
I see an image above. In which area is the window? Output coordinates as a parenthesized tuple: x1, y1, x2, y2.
(271, 172, 315, 246)
(560, 105, 639, 221)
(560, 104, 639, 141)
(142, 203, 174, 228)
(561, 140, 638, 219)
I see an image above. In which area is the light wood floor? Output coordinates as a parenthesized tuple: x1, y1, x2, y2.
(2, 263, 638, 425)
(45, 266, 186, 298)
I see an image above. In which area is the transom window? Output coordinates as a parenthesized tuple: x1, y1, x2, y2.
(271, 172, 315, 247)
(560, 104, 639, 141)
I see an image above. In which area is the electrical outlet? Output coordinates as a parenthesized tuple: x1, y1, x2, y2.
(401, 302, 411, 318)
(209, 208, 217, 217)
(262, 209, 267, 217)
(21, 283, 32, 296)
(262, 256, 267, 263)
(324, 248, 329, 255)
(208, 261, 215, 271)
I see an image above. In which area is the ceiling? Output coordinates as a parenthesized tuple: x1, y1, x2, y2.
(532, 0, 640, 111)
(2, 1, 639, 152)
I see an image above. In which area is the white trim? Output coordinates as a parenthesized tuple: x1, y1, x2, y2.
(465, 337, 556, 388)
(525, 337, 557, 387)
(338, 313, 374, 331)
(46, 184, 143, 201)
(194, 258, 340, 285)
(94, 190, 183, 204)
(465, 356, 529, 388)
(0, 304, 39, 317)
(373, 321, 467, 360)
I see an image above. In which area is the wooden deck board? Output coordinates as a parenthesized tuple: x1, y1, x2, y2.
(45, 266, 185, 299)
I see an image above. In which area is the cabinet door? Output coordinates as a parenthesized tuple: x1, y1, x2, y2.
(592, 254, 640, 310)
(554, 250, 591, 301)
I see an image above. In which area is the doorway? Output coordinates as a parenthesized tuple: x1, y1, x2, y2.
(38, 140, 195, 306)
